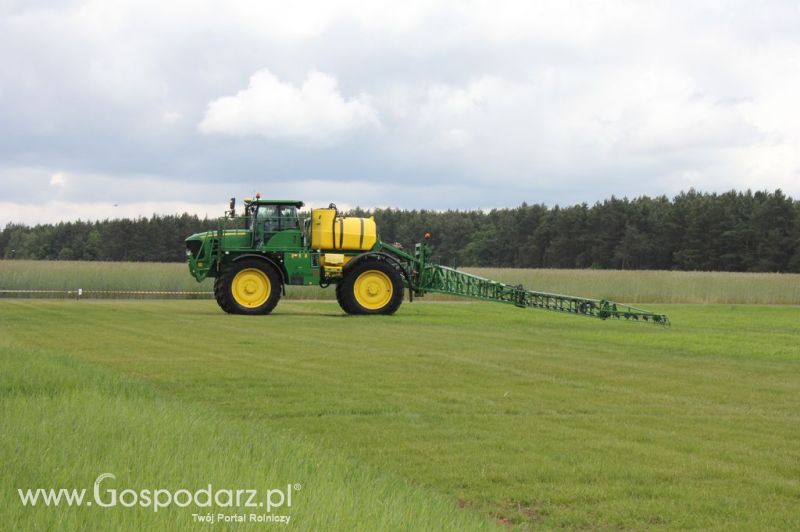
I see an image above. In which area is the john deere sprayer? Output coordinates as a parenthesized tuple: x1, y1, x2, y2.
(185, 196, 668, 324)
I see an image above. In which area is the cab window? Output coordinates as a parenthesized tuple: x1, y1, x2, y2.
(278, 206, 299, 229)
(256, 205, 299, 233)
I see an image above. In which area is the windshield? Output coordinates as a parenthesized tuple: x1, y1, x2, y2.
(256, 205, 299, 233)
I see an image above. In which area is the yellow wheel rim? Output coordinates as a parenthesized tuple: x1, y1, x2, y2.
(231, 268, 271, 308)
(354, 270, 393, 310)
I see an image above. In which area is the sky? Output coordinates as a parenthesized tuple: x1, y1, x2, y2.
(1, 0, 799, 225)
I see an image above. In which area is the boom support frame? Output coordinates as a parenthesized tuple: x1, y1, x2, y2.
(377, 240, 669, 325)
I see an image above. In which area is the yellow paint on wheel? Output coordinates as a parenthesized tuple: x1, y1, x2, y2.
(354, 270, 393, 310)
(232, 268, 271, 308)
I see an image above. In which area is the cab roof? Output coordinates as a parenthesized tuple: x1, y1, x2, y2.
(243, 198, 304, 207)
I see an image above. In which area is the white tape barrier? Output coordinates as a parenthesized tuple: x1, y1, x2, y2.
(0, 289, 212, 297)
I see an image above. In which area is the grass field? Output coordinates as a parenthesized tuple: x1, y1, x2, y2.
(2, 299, 799, 530)
(2, 259, 800, 304)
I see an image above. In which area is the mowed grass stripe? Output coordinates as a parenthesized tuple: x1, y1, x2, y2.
(7, 301, 797, 421)
(2, 300, 799, 528)
(0, 336, 497, 530)
(13, 303, 797, 434)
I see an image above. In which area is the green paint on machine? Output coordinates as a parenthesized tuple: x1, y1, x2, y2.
(186, 196, 668, 324)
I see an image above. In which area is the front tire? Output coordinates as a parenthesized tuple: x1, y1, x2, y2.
(338, 260, 403, 315)
(214, 259, 282, 315)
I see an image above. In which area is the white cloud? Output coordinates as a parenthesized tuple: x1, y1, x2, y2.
(375, 56, 800, 196)
(161, 111, 182, 125)
(0, 201, 227, 226)
(198, 69, 378, 143)
(3, 167, 218, 200)
(49, 172, 66, 186)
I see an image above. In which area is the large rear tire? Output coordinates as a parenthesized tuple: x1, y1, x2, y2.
(338, 260, 403, 315)
(335, 281, 355, 314)
(214, 259, 282, 315)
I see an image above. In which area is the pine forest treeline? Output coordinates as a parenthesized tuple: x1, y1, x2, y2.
(2, 189, 799, 272)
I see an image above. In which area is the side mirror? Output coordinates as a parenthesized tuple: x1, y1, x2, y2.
(229, 197, 236, 216)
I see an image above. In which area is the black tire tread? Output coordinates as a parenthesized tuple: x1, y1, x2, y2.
(339, 259, 404, 315)
(214, 259, 282, 315)
(335, 281, 355, 314)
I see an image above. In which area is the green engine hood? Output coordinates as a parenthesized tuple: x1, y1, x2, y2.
(185, 229, 253, 282)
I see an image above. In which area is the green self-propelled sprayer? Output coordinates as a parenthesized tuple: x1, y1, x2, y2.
(185, 196, 669, 325)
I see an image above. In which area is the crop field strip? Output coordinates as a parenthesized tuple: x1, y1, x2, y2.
(2, 298, 799, 529)
(3, 260, 800, 304)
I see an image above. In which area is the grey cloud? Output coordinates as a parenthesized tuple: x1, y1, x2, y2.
(1, 0, 799, 226)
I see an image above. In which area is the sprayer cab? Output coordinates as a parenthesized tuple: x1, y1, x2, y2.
(241, 197, 304, 242)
